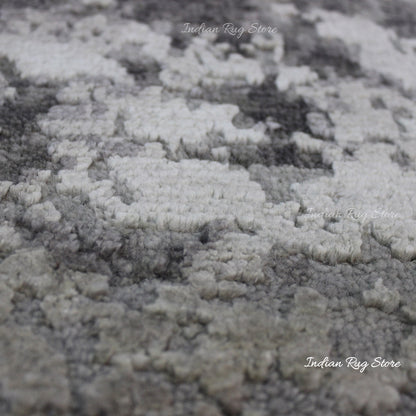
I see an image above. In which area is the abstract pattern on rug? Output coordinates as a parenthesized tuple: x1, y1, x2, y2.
(1, 0, 416, 415)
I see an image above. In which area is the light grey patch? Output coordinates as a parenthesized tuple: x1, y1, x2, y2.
(11, 302, 86, 377)
(249, 164, 331, 204)
(0, 201, 25, 229)
(231, 111, 256, 129)
(79, 370, 176, 416)
(294, 0, 416, 42)
(246, 375, 337, 416)
(106, 140, 142, 158)
(0, 2, 415, 415)
(0, 251, 100, 414)
(306, 112, 334, 140)
(109, 280, 158, 311)
(392, 106, 414, 134)
(10, 296, 48, 327)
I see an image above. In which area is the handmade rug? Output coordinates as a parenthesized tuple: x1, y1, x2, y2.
(1, 0, 416, 415)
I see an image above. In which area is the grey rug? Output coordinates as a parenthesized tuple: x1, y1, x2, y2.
(1, 0, 416, 415)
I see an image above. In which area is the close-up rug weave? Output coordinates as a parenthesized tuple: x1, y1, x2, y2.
(1, 0, 416, 415)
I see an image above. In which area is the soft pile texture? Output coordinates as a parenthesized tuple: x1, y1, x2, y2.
(1, 0, 416, 415)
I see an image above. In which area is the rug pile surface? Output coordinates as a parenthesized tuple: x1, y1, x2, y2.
(1, 0, 416, 415)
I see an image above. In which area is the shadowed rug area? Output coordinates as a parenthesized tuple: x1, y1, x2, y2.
(1, 0, 416, 415)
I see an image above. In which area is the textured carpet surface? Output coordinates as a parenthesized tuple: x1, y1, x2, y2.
(1, 0, 416, 415)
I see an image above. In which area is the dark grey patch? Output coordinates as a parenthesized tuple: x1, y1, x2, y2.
(279, 18, 318, 66)
(391, 148, 413, 169)
(197, 218, 241, 245)
(299, 38, 363, 79)
(185, 79, 330, 169)
(10, 184, 205, 290)
(112, 181, 135, 205)
(241, 77, 313, 133)
(128, 0, 257, 52)
(112, 229, 201, 284)
(396, 390, 416, 416)
(131, 0, 251, 27)
(0, 59, 58, 182)
(0, 133, 51, 182)
(0, 0, 66, 8)
(231, 111, 256, 129)
(227, 137, 330, 170)
(249, 164, 331, 204)
(278, 16, 363, 79)
(367, 136, 395, 145)
(119, 59, 162, 86)
(20, 192, 202, 285)
(371, 96, 387, 110)
(266, 235, 416, 360)
(170, 30, 191, 50)
(380, 0, 416, 38)
(0, 201, 25, 229)
(87, 160, 110, 181)
(0, 399, 10, 416)
(0, 57, 15, 80)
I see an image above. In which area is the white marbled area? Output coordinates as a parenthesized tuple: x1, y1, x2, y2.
(0, 6, 412, 264)
(39, 78, 416, 263)
(159, 36, 266, 90)
(308, 9, 416, 92)
(294, 79, 416, 260)
(0, 8, 270, 89)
